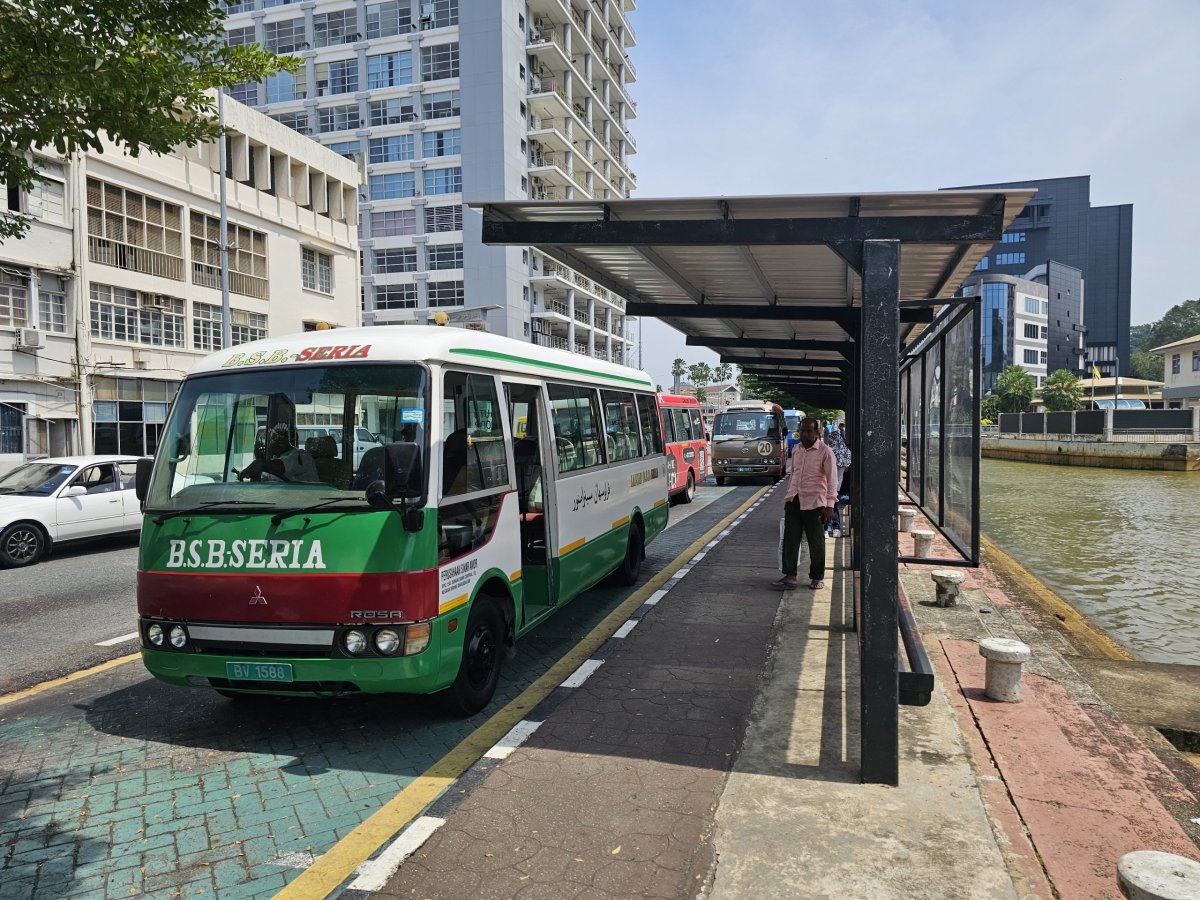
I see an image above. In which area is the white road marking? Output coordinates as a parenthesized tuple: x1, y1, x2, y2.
(645, 589, 670, 606)
(561, 658, 604, 688)
(95, 632, 139, 647)
(349, 817, 446, 891)
(613, 620, 638, 639)
(483, 719, 543, 760)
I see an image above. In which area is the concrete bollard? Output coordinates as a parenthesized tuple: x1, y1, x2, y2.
(978, 638, 1032, 702)
(1117, 850, 1200, 899)
(931, 569, 967, 607)
(898, 509, 916, 533)
(911, 529, 934, 558)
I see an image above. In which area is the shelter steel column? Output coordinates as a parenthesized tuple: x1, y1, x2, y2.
(859, 239, 901, 786)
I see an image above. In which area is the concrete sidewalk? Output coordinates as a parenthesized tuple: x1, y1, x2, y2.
(369, 487, 1200, 898)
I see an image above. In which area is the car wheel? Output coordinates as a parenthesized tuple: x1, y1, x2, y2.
(681, 470, 696, 504)
(445, 600, 503, 716)
(0, 522, 47, 568)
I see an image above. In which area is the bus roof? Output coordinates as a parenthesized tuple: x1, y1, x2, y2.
(186, 325, 656, 390)
(657, 392, 701, 407)
(720, 400, 783, 413)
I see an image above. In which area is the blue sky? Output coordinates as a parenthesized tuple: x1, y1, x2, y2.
(626, 0, 1200, 388)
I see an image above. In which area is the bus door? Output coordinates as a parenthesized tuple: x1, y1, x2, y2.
(504, 380, 556, 623)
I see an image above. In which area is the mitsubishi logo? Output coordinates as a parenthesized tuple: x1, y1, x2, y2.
(249, 586, 268, 606)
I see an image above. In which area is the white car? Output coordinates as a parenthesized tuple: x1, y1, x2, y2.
(0, 455, 143, 568)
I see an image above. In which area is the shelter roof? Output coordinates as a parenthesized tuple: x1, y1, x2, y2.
(478, 190, 1034, 405)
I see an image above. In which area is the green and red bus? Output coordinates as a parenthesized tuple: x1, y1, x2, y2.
(135, 328, 668, 713)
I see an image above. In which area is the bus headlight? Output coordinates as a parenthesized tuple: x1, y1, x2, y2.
(405, 622, 431, 656)
(374, 629, 401, 655)
(344, 630, 367, 655)
(168, 625, 188, 649)
(147, 623, 164, 647)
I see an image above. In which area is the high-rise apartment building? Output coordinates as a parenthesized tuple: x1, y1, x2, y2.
(223, 0, 639, 364)
(945, 176, 1132, 379)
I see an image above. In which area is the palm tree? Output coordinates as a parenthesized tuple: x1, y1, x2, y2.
(671, 357, 686, 393)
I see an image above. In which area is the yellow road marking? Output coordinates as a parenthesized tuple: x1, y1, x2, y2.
(981, 535, 1132, 661)
(509, 569, 522, 582)
(438, 594, 469, 615)
(276, 484, 771, 899)
(0, 652, 141, 708)
(558, 537, 586, 556)
(611, 515, 630, 529)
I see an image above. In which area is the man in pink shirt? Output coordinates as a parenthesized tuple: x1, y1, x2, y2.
(772, 417, 839, 590)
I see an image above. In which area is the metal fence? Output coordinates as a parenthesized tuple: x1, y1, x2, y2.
(999, 408, 1196, 441)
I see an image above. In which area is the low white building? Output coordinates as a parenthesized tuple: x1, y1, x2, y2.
(1151, 334, 1200, 409)
(1, 97, 361, 471)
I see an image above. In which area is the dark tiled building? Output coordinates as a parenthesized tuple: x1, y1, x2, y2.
(945, 175, 1132, 378)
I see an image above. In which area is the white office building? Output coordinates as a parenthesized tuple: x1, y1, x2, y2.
(0, 97, 360, 471)
(222, 0, 639, 362)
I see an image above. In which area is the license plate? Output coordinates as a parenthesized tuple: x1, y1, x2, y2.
(735, 467, 756, 473)
(225, 662, 293, 683)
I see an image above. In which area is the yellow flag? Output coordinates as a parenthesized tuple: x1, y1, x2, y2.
(1092, 364, 1101, 380)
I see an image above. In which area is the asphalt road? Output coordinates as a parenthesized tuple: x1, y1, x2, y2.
(0, 532, 142, 694)
(0, 476, 740, 697)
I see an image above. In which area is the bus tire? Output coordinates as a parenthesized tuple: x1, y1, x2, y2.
(715, 476, 726, 486)
(680, 470, 696, 504)
(445, 599, 503, 716)
(613, 521, 644, 586)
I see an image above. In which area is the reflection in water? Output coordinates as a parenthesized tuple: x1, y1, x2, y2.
(981, 458, 1200, 664)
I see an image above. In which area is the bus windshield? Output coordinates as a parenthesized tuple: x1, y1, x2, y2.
(144, 364, 428, 512)
(712, 411, 778, 441)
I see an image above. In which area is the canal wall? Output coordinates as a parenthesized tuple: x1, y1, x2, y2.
(982, 436, 1200, 470)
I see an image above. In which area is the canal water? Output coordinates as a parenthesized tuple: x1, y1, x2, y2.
(980, 458, 1200, 665)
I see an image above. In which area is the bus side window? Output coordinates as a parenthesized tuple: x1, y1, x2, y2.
(672, 409, 692, 442)
(442, 371, 509, 496)
(636, 394, 664, 456)
(601, 390, 639, 462)
(547, 383, 604, 473)
(690, 409, 705, 440)
(660, 407, 676, 444)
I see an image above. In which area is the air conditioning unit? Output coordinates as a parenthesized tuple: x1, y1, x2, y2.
(15, 327, 46, 350)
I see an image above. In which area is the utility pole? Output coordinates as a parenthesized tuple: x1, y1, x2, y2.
(218, 90, 232, 349)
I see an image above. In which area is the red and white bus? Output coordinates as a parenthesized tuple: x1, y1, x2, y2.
(658, 393, 708, 503)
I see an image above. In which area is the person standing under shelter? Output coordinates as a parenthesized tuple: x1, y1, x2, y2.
(824, 421, 852, 536)
(771, 417, 838, 590)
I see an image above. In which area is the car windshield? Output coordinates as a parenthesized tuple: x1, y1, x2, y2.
(0, 462, 79, 495)
(712, 411, 775, 440)
(144, 364, 428, 512)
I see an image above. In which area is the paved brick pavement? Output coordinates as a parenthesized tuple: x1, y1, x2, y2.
(377, 486, 784, 898)
(0, 484, 756, 899)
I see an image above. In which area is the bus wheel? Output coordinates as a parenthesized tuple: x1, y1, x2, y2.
(680, 470, 696, 504)
(715, 476, 726, 486)
(446, 600, 503, 715)
(613, 521, 644, 586)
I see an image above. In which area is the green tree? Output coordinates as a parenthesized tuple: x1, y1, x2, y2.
(0, 0, 295, 239)
(1128, 299, 1200, 381)
(687, 362, 712, 403)
(670, 357, 687, 393)
(995, 365, 1036, 413)
(980, 394, 1000, 423)
(712, 363, 732, 385)
(736, 374, 841, 419)
(1040, 368, 1084, 411)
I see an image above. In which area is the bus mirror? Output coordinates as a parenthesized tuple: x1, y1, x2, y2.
(135, 457, 154, 504)
(365, 481, 393, 511)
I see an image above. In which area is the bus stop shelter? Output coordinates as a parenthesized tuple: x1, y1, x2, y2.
(477, 190, 1032, 784)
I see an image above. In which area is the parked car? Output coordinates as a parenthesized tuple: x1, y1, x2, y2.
(296, 425, 382, 467)
(0, 455, 143, 567)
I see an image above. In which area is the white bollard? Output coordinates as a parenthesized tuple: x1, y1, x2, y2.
(911, 529, 934, 558)
(931, 569, 967, 607)
(978, 638, 1031, 702)
(1117, 850, 1200, 899)
(898, 509, 916, 533)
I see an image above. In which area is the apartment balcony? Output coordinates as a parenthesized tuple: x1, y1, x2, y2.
(529, 151, 586, 197)
(533, 331, 571, 352)
(527, 116, 574, 154)
(532, 298, 570, 322)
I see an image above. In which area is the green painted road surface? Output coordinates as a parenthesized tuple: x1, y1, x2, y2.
(0, 483, 751, 899)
